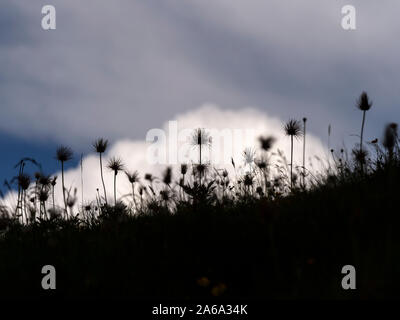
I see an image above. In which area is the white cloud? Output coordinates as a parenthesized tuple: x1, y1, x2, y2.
(2, 105, 327, 212)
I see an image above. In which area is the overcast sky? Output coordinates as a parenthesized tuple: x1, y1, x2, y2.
(1, 0, 400, 188)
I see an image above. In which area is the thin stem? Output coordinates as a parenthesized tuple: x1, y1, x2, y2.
(61, 161, 67, 218)
(23, 190, 27, 224)
(43, 201, 47, 220)
(80, 154, 84, 211)
(131, 183, 137, 210)
(15, 163, 23, 219)
(303, 121, 306, 187)
(114, 172, 117, 206)
(290, 135, 294, 190)
(360, 110, 366, 152)
(360, 110, 367, 172)
(52, 185, 55, 212)
(99, 153, 107, 205)
(199, 145, 202, 185)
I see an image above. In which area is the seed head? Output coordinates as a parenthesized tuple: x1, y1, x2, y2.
(93, 138, 109, 154)
(191, 128, 212, 147)
(38, 188, 50, 202)
(180, 164, 188, 175)
(243, 148, 256, 165)
(107, 157, 124, 174)
(56, 146, 73, 162)
(383, 122, 398, 152)
(163, 167, 172, 185)
(18, 174, 31, 191)
(356, 91, 372, 111)
(125, 170, 140, 184)
(243, 174, 254, 187)
(258, 136, 275, 152)
(284, 119, 302, 138)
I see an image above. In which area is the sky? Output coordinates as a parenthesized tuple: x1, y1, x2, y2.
(1, 1, 400, 202)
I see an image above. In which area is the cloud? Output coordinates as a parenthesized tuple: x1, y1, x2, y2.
(1, 0, 399, 152)
(2, 105, 327, 211)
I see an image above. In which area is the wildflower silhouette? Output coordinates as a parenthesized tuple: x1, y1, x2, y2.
(356, 92, 373, 152)
(191, 128, 212, 185)
(258, 136, 275, 152)
(383, 123, 398, 160)
(107, 157, 124, 205)
(125, 170, 139, 209)
(243, 147, 256, 171)
(93, 138, 109, 205)
(51, 176, 57, 212)
(302, 117, 307, 186)
(180, 163, 188, 184)
(17, 173, 30, 222)
(56, 145, 73, 217)
(284, 119, 302, 189)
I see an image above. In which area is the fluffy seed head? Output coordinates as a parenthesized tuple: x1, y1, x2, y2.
(258, 136, 275, 152)
(107, 157, 124, 174)
(356, 91, 372, 111)
(93, 138, 109, 154)
(284, 119, 302, 138)
(125, 170, 140, 184)
(56, 146, 73, 162)
(191, 128, 212, 147)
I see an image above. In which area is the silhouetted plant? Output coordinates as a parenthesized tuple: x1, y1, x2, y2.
(284, 119, 302, 189)
(51, 176, 57, 213)
(13, 158, 39, 220)
(107, 157, 124, 206)
(163, 166, 172, 186)
(383, 123, 398, 161)
(243, 148, 256, 172)
(56, 146, 73, 218)
(243, 173, 254, 195)
(66, 187, 78, 217)
(302, 117, 307, 187)
(37, 186, 50, 219)
(125, 170, 140, 209)
(191, 128, 212, 184)
(356, 92, 373, 153)
(17, 173, 30, 223)
(259, 136, 275, 152)
(93, 138, 109, 205)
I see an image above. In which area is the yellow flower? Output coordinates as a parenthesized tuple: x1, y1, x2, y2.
(211, 283, 227, 296)
(197, 277, 210, 287)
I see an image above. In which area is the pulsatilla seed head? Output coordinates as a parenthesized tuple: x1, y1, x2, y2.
(356, 91, 372, 111)
(284, 119, 302, 138)
(56, 146, 73, 162)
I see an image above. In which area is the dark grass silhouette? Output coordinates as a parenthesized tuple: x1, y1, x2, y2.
(0, 92, 400, 299)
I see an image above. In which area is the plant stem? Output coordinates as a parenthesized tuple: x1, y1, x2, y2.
(303, 121, 306, 187)
(360, 110, 367, 172)
(80, 154, 84, 211)
(131, 183, 137, 210)
(360, 110, 366, 152)
(52, 185, 55, 213)
(99, 153, 107, 205)
(114, 172, 117, 206)
(290, 135, 294, 190)
(199, 145, 202, 185)
(61, 161, 67, 218)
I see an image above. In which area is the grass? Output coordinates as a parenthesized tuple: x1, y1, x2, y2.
(0, 92, 399, 299)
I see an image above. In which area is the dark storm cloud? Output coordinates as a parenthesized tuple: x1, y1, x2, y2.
(1, 0, 399, 150)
